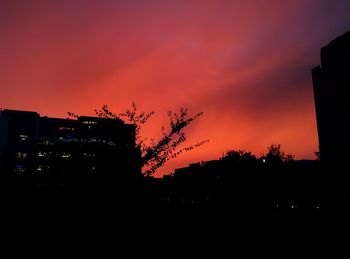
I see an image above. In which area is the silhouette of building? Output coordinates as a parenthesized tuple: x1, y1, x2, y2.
(0, 109, 141, 179)
(312, 31, 350, 164)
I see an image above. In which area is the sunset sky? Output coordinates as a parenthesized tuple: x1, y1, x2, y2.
(1, 0, 350, 176)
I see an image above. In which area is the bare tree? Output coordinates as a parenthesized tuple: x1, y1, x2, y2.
(93, 103, 208, 176)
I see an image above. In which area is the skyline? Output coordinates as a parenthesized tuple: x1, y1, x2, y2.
(1, 0, 350, 176)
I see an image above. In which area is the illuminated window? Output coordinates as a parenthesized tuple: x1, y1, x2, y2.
(38, 151, 52, 158)
(82, 121, 97, 125)
(107, 140, 116, 146)
(83, 152, 96, 158)
(88, 166, 96, 171)
(59, 136, 78, 143)
(88, 138, 99, 143)
(16, 152, 28, 159)
(314, 202, 320, 210)
(290, 204, 298, 209)
(38, 137, 54, 145)
(14, 164, 25, 173)
(36, 165, 50, 172)
(18, 134, 30, 141)
(59, 127, 75, 131)
(62, 152, 72, 158)
(61, 152, 71, 158)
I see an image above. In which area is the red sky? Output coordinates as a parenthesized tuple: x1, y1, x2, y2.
(1, 0, 350, 176)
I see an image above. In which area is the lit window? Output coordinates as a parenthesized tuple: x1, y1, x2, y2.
(19, 134, 30, 141)
(82, 121, 97, 125)
(62, 152, 71, 158)
(107, 140, 116, 146)
(262, 159, 266, 163)
(36, 165, 50, 172)
(59, 136, 78, 143)
(83, 152, 96, 158)
(14, 164, 25, 173)
(88, 138, 99, 143)
(16, 152, 28, 159)
(88, 166, 96, 171)
(59, 127, 75, 131)
(38, 137, 53, 145)
(38, 151, 52, 158)
(290, 204, 297, 209)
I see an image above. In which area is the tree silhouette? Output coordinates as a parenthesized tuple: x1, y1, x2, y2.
(221, 149, 257, 164)
(76, 103, 208, 176)
(265, 144, 294, 164)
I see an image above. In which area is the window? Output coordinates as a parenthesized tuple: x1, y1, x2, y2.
(105, 139, 116, 146)
(59, 127, 75, 131)
(58, 136, 78, 143)
(61, 152, 71, 158)
(16, 152, 28, 159)
(88, 138, 99, 143)
(82, 121, 97, 125)
(38, 137, 54, 145)
(88, 166, 96, 172)
(18, 134, 30, 141)
(38, 151, 52, 159)
(14, 164, 25, 173)
(36, 165, 50, 172)
(83, 152, 96, 158)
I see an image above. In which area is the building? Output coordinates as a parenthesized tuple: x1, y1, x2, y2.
(0, 109, 141, 180)
(312, 31, 350, 164)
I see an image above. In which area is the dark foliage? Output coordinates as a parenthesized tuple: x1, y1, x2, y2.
(221, 149, 257, 163)
(264, 144, 294, 164)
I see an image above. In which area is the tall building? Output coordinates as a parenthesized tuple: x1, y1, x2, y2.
(312, 31, 350, 164)
(0, 109, 141, 180)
